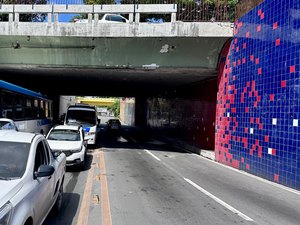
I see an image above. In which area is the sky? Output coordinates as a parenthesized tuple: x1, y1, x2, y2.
(47, 0, 84, 22)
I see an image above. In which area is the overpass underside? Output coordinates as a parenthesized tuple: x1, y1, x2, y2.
(0, 35, 229, 97)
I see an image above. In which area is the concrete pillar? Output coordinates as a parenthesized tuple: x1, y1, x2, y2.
(9, 13, 13, 22)
(94, 14, 99, 25)
(88, 13, 92, 23)
(129, 13, 134, 23)
(171, 12, 176, 22)
(135, 12, 140, 23)
(54, 13, 59, 23)
(47, 13, 52, 24)
(14, 13, 19, 22)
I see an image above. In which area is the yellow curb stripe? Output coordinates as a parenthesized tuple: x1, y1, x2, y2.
(100, 150, 113, 225)
(76, 153, 96, 225)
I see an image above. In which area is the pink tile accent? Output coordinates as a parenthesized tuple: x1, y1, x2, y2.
(274, 174, 279, 182)
(281, 80, 286, 87)
(290, 65, 295, 73)
(246, 164, 250, 170)
(265, 135, 269, 142)
(257, 25, 261, 32)
(258, 68, 262, 75)
(276, 38, 280, 46)
(273, 22, 278, 29)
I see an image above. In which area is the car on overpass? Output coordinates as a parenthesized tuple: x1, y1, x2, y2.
(74, 14, 129, 23)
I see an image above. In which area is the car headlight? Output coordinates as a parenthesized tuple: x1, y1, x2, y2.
(71, 146, 84, 153)
(0, 202, 12, 225)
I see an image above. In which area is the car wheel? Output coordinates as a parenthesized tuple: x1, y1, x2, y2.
(52, 182, 63, 214)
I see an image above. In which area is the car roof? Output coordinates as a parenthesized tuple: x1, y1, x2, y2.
(108, 119, 120, 123)
(52, 125, 81, 131)
(0, 131, 37, 143)
(0, 118, 15, 123)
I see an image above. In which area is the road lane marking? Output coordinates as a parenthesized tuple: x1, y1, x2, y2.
(76, 153, 96, 225)
(194, 154, 300, 196)
(184, 178, 254, 222)
(145, 149, 161, 161)
(100, 150, 113, 225)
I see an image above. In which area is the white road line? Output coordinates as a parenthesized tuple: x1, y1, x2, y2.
(195, 154, 300, 196)
(145, 149, 161, 161)
(184, 178, 254, 222)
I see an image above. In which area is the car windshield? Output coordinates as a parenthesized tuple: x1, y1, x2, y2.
(0, 121, 16, 130)
(0, 141, 30, 179)
(66, 110, 96, 126)
(47, 129, 80, 141)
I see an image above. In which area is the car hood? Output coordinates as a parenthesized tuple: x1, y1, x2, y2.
(0, 180, 23, 207)
(47, 140, 82, 151)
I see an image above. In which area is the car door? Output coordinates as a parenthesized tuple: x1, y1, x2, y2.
(32, 139, 54, 224)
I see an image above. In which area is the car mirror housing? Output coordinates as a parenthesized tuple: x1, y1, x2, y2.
(35, 165, 55, 178)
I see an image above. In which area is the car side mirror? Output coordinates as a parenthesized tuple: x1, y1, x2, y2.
(34, 165, 55, 178)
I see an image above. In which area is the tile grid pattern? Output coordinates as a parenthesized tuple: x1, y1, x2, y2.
(215, 0, 300, 190)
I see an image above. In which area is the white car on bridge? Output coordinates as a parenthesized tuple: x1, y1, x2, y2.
(74, 13, 129, 23)
(0, 131, 66, 225)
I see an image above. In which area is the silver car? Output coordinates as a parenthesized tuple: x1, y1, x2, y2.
(0, 131, 66, 225)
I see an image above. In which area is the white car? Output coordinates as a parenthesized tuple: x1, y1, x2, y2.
(0, 118, 18, 131)
(46, 124, 88, 169)
(75, 13, 129, 23)
(0, 131, 66, 225)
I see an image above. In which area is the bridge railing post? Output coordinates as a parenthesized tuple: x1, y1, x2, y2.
(14, 12, 19, 22)
(9, 13, 13, 22)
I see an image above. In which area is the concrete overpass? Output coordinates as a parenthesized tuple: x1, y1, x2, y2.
(0, 4, 233, 97)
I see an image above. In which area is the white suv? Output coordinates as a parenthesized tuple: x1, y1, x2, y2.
(46, 124, 88, 169)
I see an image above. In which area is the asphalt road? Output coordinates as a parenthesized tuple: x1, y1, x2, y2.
(43, 123, 300, 225)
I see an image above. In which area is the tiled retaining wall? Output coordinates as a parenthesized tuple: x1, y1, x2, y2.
(216, 0, 300, 190)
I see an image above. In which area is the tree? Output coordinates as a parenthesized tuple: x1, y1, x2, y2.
(0, 0, 47, 22)
(107, 99, 120, 118)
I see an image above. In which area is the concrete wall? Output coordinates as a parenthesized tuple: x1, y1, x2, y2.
(146, 79, 217, 150)
(120, 98, 135, 126)
(59, 95, 76, 116)
(216, 0, 300, 190)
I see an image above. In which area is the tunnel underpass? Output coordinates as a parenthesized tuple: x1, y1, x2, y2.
(0, 60, 221, 153)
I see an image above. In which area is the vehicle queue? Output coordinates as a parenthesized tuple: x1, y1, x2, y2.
(0, 80, 123, 225)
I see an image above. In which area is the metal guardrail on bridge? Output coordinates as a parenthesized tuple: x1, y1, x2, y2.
(0, 0, 236, 22)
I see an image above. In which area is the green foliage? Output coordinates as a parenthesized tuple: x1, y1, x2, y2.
(0, 0, 47, 22)
(107, 99, 120, 118)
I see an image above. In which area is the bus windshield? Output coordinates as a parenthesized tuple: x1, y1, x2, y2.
(66, 109, 96, 126)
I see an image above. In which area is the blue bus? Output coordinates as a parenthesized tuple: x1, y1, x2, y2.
(0, 80, 53, 134)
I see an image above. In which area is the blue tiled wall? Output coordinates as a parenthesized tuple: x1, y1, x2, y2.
(216, 0, 300, 190)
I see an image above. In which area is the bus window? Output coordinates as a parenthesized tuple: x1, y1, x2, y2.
(25, 98, 33, 119)
(14, 94, 24, 120)
(45, 101, 49, 117)
(39, 100, 45, 118)
(33, 99, 39, 118)
(2, 91, 13, 119)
